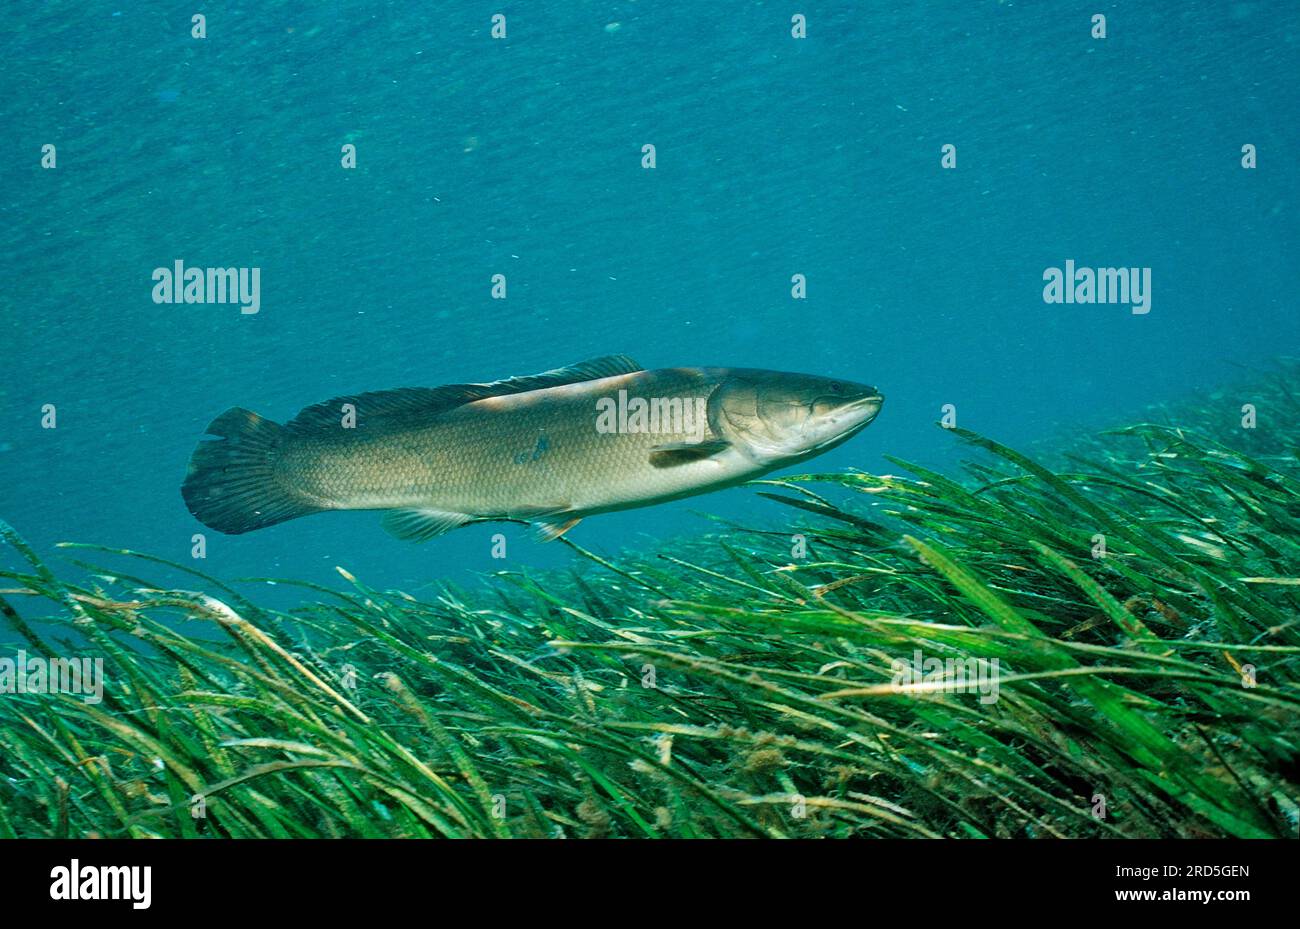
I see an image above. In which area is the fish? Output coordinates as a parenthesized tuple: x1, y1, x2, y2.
(181, 355, 884, 541)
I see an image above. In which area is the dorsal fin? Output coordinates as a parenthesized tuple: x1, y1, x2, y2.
(474, 354, 644, 396)
(285, 355, 644, 432)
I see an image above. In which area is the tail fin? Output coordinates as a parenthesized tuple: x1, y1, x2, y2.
(182, 408, 323, 534)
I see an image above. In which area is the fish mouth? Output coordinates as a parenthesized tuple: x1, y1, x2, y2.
(844, 391, 884, 422)
(799, 391, 885, 455)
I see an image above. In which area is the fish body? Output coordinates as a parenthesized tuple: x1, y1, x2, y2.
(182, 356, 883, 541)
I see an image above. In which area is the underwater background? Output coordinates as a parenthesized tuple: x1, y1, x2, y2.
(2, 2, 1298, 590)
(2, 2, 1299, 844)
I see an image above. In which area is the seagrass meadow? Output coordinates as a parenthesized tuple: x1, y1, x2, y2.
(1, 368, 1298, 840)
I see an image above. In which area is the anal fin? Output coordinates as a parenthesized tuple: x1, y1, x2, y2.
(381, 508, 474, 542)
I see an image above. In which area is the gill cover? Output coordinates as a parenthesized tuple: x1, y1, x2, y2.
(708, 369, 882, 465)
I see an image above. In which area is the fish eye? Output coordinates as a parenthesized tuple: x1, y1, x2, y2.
(829, 382, 842, 394)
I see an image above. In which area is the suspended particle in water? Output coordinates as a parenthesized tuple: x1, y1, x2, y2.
(656, 735, 672, 766)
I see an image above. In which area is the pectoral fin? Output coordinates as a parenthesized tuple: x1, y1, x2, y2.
(382, 508, 474, 542)
(649, 439, 731, 468)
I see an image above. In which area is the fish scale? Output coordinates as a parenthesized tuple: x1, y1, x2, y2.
(284, 368, 736, 513)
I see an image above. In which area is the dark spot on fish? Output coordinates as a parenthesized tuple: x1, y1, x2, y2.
(513, 434, 549, 465)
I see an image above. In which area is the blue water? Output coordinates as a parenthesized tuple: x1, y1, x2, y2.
(2, 3, 1297, 594)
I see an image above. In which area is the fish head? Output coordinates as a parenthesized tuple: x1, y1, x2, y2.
(710, 370, 884, 466)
